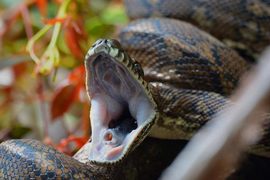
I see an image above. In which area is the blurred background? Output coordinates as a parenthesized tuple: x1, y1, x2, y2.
(0, 0, 128, 155)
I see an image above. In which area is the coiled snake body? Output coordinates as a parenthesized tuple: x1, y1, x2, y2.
(1, 0, 270, 179)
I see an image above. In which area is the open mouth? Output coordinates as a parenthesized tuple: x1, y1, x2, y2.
(85, 39, 156, 164)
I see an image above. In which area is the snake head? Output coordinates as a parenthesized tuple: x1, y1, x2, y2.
(85, 39, 159, 165)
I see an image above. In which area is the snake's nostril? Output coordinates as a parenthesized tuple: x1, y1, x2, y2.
(97, 39, 103, 45)
(97, 39, 109, 50)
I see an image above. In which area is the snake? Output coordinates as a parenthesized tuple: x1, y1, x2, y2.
(1, 0, 270, 179)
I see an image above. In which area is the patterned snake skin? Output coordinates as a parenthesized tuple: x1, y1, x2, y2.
(119, 18, 249, 96)
(124, 0, 270, 61)
(0, 140, 103, 179)
(1, 0, 270, 179)
(118, 17, 270, 154)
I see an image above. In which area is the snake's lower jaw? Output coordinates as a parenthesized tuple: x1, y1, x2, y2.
(85, 39, 156, 165)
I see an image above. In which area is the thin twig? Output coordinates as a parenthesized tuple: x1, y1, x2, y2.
(37, 76, 49, 138)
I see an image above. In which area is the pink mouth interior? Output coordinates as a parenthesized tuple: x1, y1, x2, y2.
(86, 53, 155, 163)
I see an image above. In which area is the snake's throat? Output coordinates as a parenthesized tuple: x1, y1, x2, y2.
(85, 40, 156, 164)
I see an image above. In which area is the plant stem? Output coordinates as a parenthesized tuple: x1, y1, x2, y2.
(27, 0, 73, 64)
(27, 25, 52, 63)
(48, 0, 73, 49)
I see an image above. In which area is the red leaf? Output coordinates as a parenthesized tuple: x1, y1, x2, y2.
(64, 26, 84, 60)
(63, 18, 88, 61)
(58, 135, 88, 148)
(50, 66, 86, 121)
(0, 87, 12, 112)
(68, 65, 85, 83)
(35, 0, 47, 17)
(70, 18, 88, 42)
(50, 80, 77, 120)
(42, 18, 66, 24)
(12, 62, 27, 78)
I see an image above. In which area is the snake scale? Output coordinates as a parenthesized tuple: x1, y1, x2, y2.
(1, 0, 270, 179)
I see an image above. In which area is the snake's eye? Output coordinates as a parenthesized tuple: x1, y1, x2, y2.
(109, 39, 123, 51)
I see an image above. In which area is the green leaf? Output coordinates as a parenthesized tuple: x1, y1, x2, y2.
(10, 124, 31, 139)
(100, 4, 128, 25)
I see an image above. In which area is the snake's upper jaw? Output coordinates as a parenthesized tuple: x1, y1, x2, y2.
(85, 39, 158, 165)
